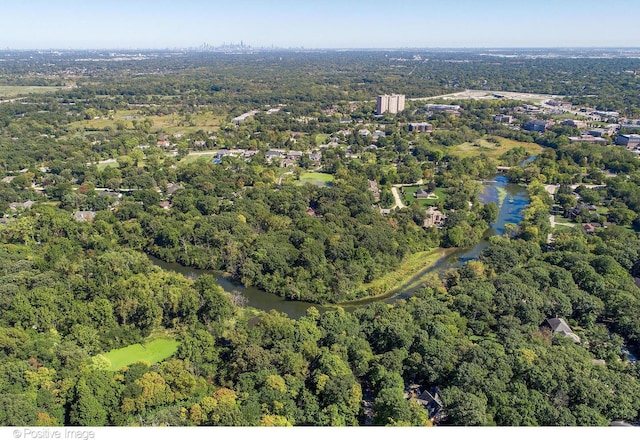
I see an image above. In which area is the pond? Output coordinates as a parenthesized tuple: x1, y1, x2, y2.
(149, 175, 530, 319)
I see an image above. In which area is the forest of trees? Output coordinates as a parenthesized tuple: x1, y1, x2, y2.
(0, 49, 640, 427)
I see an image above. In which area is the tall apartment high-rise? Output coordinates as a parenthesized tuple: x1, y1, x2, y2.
(376, 94, 405, 114)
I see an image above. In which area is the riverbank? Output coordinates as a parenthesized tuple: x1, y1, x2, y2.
(336, 248, 456, 306)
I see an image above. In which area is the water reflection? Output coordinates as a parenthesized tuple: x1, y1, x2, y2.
(148, 175, 530, 318)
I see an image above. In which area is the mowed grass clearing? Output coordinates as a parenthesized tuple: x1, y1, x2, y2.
(0, 85, 64, 98)
(435, 135, 544, 162)
(101, 337, 179, 371)
(69, 109, 225, 133)
(346, 248, 455, 302)
(299, 172, 334, 186)
(179, 153, 216, 164)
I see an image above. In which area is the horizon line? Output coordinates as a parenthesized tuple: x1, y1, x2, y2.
(3, 46, 640, 52)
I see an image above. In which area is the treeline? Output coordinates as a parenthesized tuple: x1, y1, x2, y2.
(2, 209, 640, 426)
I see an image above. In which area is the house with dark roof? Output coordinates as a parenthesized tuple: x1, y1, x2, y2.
(166, 183, 184, 196)
(542, 317, 581, 343)
(405, 386, 446, 424)
(415, 189, 431, 199)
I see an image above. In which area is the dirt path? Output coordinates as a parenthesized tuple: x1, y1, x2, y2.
(390, 186, 405, 209)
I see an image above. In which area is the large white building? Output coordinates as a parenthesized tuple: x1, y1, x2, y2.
(377, 94, 405, 114)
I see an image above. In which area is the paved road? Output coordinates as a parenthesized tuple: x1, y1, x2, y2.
(389, 180, 424, 210)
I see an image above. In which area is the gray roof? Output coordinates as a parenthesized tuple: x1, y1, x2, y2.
(545, 317, 581, 343)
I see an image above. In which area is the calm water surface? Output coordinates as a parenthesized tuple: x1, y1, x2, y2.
(149, 175, 530, 318)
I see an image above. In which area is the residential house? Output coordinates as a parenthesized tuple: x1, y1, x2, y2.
(166, 183, 184, 196)
(406, 386, 446, 423)
(266, 149, 285, 163)
(582, 223, 599, 234)
(73, 211, 96, 222)
(415, 189, 432, 199)
(309, 151, 322, 165)
(569, 202, 597, 220)
(286, 151, 303, 161)
(541, 317, 581, 343)
(423, 206, 446, 228)
(242, 150, 259, 159)
(8, 200, 34, 210)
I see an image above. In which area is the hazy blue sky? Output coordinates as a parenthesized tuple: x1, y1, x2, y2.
(3, 0, 639, 49)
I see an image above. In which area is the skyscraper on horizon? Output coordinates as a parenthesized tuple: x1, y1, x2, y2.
(376, 94, 405, 115)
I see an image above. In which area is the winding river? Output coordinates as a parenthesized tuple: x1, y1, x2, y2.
(149, 175, 530, 319)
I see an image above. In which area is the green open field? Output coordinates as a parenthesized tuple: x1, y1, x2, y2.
(315, 133, 330, 145)
(70, 109, 225, 133)
(99, 337, 179, 371)
(0, 85, 64, 98)
(179, 153, 216, 164)
(435, 135, 544, 162)
(402, 186, 446, 207)
(299, 172, 334, 186)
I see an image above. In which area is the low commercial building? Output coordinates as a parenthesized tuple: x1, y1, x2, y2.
(424, 104, 461, 112)
(568, 135, 608, 145)
(408, 122, 433, 133)
(494, 114, 513, 123)
(523, 119, 552, 133)
(561, 119, 587, 129)
(616, 134, 640, 148)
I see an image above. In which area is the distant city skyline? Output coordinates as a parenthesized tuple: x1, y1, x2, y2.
(3, 0, 640, 50)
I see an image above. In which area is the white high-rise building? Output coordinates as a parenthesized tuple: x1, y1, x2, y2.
(376, 94, 405, 114)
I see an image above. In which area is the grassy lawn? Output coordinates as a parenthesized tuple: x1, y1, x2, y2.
(0, 85, 63, 98)
(434, 135, 544, 162)
(179, 153, 215, 164)
(99, 337, 179, 371)
(70, 109, 225, 133)
(553, 224, 576, 233)
(401, 186, 445, 207)
(315, 133, 330, 145)
(299, 172, 334, 186)
(96, 161, 119, 171)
